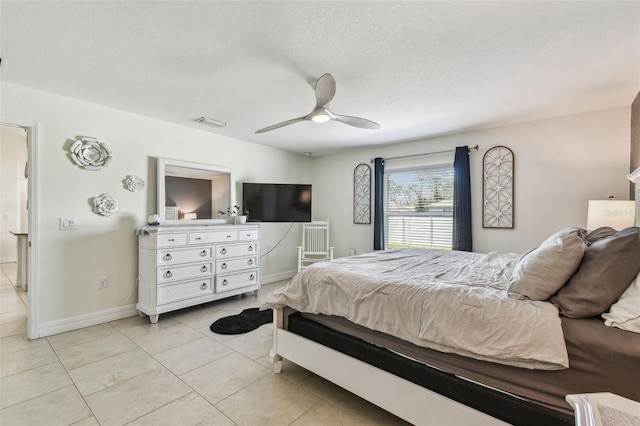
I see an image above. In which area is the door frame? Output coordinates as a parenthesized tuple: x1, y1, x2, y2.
(1, 116, 39, 339)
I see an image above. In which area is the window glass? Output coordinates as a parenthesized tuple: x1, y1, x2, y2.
(383, 164, 454, 250)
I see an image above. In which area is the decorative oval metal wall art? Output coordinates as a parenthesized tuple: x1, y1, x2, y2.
(353, 163, 371, 224)
(70, 136, 113, 170)
(93, 193, 119, 216)
(483, 146, 514, 228)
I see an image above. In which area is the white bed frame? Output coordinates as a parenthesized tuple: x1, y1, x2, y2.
(270, 308, 508, 426)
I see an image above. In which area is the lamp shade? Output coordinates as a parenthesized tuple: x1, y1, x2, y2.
(587, 200, 636, 231)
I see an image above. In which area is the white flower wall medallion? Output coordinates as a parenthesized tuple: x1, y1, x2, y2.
(483, 146, 514, 228)
(93, 193, 119, 216)
(70, 136, 113, 170)
(125, 175, 145, 192)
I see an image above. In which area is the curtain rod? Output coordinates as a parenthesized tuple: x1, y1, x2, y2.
(370, 144, 479, 163)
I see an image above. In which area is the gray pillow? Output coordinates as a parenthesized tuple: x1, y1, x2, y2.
(540, 226, 587, 247)
(585, 227, 616, 243)
(550, 232, 640, 318)
(508, 234, 586, 301)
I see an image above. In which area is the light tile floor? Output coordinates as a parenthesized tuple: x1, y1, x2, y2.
(0, 266, 409, 426)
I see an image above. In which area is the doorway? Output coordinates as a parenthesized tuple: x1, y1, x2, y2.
(0, 118, 38, 339)
(0, 124, 29, 338)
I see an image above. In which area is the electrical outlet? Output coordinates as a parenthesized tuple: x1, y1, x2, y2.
(98, 277, 108, 289)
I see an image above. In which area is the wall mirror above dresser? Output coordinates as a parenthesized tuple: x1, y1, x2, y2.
(157, 157, 234, 225)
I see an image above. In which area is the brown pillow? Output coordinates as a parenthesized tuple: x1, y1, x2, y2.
(550, 232, 640, 318)
(585, 227, 616, 243)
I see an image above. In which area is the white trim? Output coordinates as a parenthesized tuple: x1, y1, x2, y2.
(38, 304, 138, 338)
(1, 116, 39, 340)
(627, 167, 640, 183)
(0, 257, 17, 263)
(628, 167, 640, 227)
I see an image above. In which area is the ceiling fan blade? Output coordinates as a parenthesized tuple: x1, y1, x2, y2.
(255, 117, 306, 134)
(315, 73, 336, 109)
(334, 114, 381, 130)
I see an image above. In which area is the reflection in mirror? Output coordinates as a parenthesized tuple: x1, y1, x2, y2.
(157, 158, 233, 225)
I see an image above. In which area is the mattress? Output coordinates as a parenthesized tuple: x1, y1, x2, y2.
(302, 313, 640, 415)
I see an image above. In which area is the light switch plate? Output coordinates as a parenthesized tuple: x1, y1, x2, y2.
(59, 217, 78, 230)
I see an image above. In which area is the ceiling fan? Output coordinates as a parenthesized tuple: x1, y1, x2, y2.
(255, 73, 381, 134)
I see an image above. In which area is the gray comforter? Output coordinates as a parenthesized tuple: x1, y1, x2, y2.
(262, 249, 569, 370)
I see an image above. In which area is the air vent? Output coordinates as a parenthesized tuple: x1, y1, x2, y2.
(194, 117, 227, 128)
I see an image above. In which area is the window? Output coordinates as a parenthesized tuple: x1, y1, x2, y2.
(384, 164, 454, 250)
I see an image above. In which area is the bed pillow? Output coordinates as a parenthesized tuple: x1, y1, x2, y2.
(550, 231, 640, 318)
(540, 226, 586, 247)
(602, 271, 640, 333)
(507, 234, 586, 301)
(585, 227, 616, 243)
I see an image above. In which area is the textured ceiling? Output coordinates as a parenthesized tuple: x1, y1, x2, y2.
(1, 1, 639, 156)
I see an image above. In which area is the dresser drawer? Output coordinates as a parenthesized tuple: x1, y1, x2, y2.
(216, 270, 258, 293)
(158, 247, 212, 265)
(157, 262, 213, 283)
(157, 278, 213, 305)
(189, 231, 238, 245)
(156, 233, 188, 247)
(217, 242, 257, 258)
(238, 229, 259, 241)
(216, 256, 257, 273)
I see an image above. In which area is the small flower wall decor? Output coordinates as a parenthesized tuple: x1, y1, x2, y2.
(125, 175, 145, 192)
(70, 136, 113, 170)
(93, 193, 119, 216)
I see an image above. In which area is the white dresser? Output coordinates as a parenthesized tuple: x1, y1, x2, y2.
(137, 224, 260, 323)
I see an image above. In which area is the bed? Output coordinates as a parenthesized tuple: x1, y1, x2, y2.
(262, 229, 640, 426)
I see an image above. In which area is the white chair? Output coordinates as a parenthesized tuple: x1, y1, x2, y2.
(297, 220, 335, 272)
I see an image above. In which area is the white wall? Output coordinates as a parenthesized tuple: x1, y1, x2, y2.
(2, 83, 311, 328)
(312, 107, 631, 256)
(0, 125, 28, 263)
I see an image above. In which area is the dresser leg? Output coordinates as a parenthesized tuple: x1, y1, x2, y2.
(149, 314, 159, 324)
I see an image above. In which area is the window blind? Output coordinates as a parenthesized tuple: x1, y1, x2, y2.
(383, 164, 454, 250)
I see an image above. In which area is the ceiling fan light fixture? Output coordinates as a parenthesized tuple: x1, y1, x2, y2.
(194, 116, 227, 128)
(311, 113, 331, 123)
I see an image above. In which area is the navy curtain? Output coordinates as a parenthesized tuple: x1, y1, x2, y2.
(373, 158, 385, 250)
(453, 146, 472, 251)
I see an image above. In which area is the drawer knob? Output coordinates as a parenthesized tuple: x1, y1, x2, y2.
(226, 234, 232, 239)
(195, 237, 202, 241)
(164, 270, 172, 278)
(199, 250, 207, 257)
(222, 279, 228, 286)
(248, 246, 254, 252)
(221, 263, 227, 269)
(247, 259, 253, 265)
(201, 283, 207, 290)
(220, 248, 227, 255)
(200, 265, 208, 273)
(163, 253, 172, 261)
(249, 274, 255, 281)
(168, 238, 175, 242)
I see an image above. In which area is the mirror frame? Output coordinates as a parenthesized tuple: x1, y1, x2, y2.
(157, 157, 235, 225)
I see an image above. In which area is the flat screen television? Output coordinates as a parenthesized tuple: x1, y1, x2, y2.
(242, 183, 312, 222)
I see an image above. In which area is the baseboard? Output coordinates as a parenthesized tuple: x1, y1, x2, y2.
(38, 304, 138, 338)
(260, 270, 296, 285)
(36, 271, 294, 338)
(0, 257, 17, 264)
